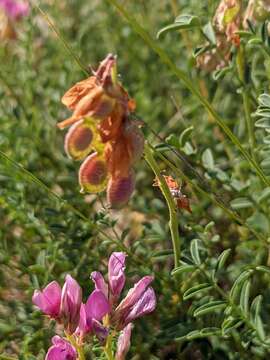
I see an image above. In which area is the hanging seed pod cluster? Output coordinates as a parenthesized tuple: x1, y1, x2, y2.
(58, 54, 144, 208)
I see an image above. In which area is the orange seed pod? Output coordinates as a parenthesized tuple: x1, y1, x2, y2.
(107, 170, 135, 209)
(79, 152, 108, 193)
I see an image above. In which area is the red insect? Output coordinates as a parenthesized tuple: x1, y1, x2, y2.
(153, 175, 192, 213)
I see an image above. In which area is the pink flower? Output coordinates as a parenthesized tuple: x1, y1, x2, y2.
(116, 324, 133, 360)
(45, 336, 76, 360)
(113, 276, 156, 330)
(60, 275, 82, 334)
(77, 289, 110, 341)
(89, 253, 156, 330)
(32, 275, 82, 334)
(32, 281, 61, 319)
(0, 0, 29, 20)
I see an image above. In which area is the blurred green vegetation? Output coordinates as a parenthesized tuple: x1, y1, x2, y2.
(2, 0, 270, 359)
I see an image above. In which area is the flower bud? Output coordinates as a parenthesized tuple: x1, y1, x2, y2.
(108, 252, 126, 303)
(60, 275, 82, 334)
(91, 271, 108, 298)
(107, 171, 135, 209)
(79, 152, 108, 193)
(45, 336, 77, 360)
(116, 324, 133, 360)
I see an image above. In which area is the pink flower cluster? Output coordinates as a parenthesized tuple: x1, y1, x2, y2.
(0, 0, 29, 20)
(0, 0, 29, 40)
(32, 252, 156, 360)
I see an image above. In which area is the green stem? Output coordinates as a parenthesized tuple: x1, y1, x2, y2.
(243, 91, 256, 157)
(104, 333, 114, 360)
(65, 333, 86, 360)
(236, 46, 256, 159)
(107, 0, 270, 188)
(144, 143, 181, 268)
(33, 3, 89, 76)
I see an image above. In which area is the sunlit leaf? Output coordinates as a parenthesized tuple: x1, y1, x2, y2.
(183, 283, 212, 300)
(190, 239, 201, 265)
(230, 197, 253, 210)
(215, 248, 231, 272)
(230, 270, 253, 301)
(240, 279, 251, 315)
(202, 148, 215, 170)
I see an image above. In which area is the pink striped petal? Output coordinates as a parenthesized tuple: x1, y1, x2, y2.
(85, 289, 110, 322)
(60, 275, 82, 334)
(108, 252, 126, 301)
(125, 287, 156, 324)
(114, 276, 154, 327)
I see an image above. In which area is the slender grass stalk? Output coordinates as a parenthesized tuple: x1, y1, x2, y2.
(144, 143, 181, 268)
(32, 2, 89, 76)
(236, 46, 256, 159)
(106, 0, 270, 188)
(243, 92, 256, 155)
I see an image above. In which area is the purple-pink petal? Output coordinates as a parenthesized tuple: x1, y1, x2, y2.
(45, 336, 76, 360)
(77, 290, 110, 337)
(116, 324, 133, 360)
(85, 289, 110, 322)
(32, 281, 61, 318)
(115, 275, 154, 316)
(91, 319, 109, 343)
(60, 274, 82, 334)
(76, 303, 89, 335)
(91, 271, 108, 298)
(108, 252, 126, 300)
(125, 287, 156, 325)
(0, 0, 29, 20)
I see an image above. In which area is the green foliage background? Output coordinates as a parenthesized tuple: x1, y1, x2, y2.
(2, 0, 270, 359)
